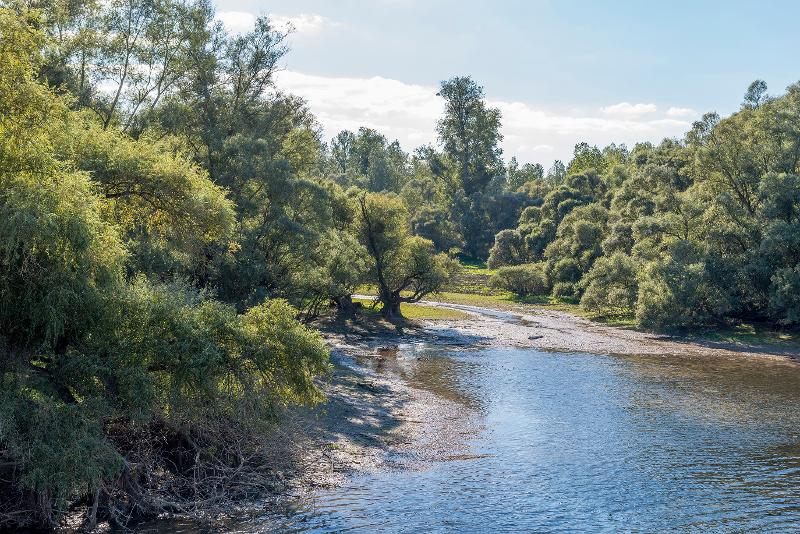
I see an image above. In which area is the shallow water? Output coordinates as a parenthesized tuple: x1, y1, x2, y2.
(146, 346, 800, 532)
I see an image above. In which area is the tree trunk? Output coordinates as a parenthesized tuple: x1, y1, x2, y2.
(380, 292, 402, 319)
(333, 295, 356, 317)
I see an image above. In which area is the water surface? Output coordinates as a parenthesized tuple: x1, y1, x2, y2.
(149, 346, 800, 532)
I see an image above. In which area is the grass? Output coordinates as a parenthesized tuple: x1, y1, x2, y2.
(352, 297, 470, 320)
(457, 257, 495, 274)
(446, 258, 504, 296)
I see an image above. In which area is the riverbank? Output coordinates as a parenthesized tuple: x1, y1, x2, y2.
(286, 298, 800, 508)
(224, 299, 800, 530)
(410, 298, 800, 362)
(121, 315, 481, 531)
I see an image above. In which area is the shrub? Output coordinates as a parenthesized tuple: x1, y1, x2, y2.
(580, 253, 639, 312)
(491, 263, 549, 296)
(770, 265, 800, 324)
(551, 282, 577, 299)
(635, 245, 732, 329)
(487, 229, 525, 268)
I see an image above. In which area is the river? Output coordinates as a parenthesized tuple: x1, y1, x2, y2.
(161, 338, 800, 533)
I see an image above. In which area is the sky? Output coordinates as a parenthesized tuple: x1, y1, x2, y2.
(212, 0, 800, 167)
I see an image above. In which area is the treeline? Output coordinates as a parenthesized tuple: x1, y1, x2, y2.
(488, 82, 800, 330)
(317, 71, 800, 331)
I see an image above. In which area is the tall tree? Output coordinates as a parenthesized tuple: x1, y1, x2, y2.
(436, 76, 503, 195)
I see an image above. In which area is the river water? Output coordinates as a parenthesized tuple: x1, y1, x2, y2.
(145, 343, 800, 532)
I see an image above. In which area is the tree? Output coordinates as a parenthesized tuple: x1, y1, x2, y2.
(436, 76, 503, 195)
(330, 129, 356, 174)
(506, 157, 544, 191)
(636, 242, 732, 329)
(580, 253, 639, 312)
(0, 8, 331, 527)
(742, 79, 768, 109)
(544, 203, 609, 297)
(356, 193, 457, 318)
(491, 263, 549, 297)
(546, 160, 566, 184)
(39, 0, 210, 132)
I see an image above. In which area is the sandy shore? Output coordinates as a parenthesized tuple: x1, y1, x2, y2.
(271, 321, 482, 500)
(411, 300, 800, 362)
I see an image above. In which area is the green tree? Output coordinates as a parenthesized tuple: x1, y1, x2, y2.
(356, 193, 457, 318)
(580, 253, 639, 312)
(436, 76, 503, 196)
(0, 9, 331, 527)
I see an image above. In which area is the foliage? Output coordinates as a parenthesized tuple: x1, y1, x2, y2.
(491, 263, 549, 297)
(579, 253, 639, 312)
(436, 76, 503, 196)
(356, 193, 458, 317)
(5, 0, 800, 526)
(490, 81, 800, 329)
(0, 7, 331, 528)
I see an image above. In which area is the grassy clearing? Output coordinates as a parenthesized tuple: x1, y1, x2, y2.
(352, 297, 471, 320)
(446, 258, 503, 296)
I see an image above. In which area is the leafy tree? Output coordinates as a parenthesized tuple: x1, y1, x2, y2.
(506, 157, 544, 191)
(436, 76, 503, 195)
(356, 193, 457, 317)
(330, 129, 356, 174)
(546, 160, 567, 184)
(543, 204, 609, 297)
(39, 0, 210, 132)
(487, 229, 526, 268)
(63, 118, 236, 277)
(636, 242, 732, 329)
(329, 127, 409, 192)
(0, 8, 331, 527)
(580, 253, 639, 312)
(770, 266, 800, 324)
(567, 142, 605, 175)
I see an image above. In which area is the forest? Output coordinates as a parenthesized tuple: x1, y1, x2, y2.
(1, 0, 799, 530)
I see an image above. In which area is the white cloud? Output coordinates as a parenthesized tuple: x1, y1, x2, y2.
(215, 11, 256, 34)
(666, 106, 696, 117)
(600, 102, 658, 117)
(275, 70, 442, 147)
(275, 71, 694, 166)
(215, 11, 337, 35)
(271, 13, 338, 34)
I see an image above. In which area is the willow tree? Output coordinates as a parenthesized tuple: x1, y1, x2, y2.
(0, 9, 330, 528)
(356, 193, 457, 318)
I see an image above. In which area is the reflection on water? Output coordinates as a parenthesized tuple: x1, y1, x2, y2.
(150, 348, 800, 532)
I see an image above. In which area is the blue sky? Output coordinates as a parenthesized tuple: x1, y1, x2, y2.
(213, 0, 800, 166)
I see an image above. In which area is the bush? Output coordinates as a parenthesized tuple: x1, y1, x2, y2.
(635, 245, 732, 329)
(487, 229, 525, 268)
(491, 263, 549, 296)
(770, 265, 800, 324)
(580, 253, 639, 312)
(551, 281, 577, 299)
